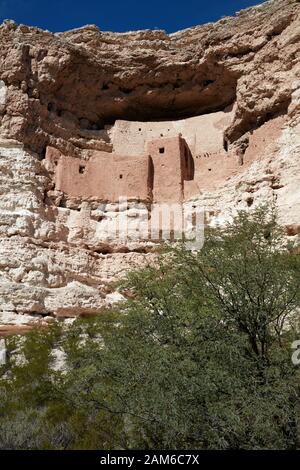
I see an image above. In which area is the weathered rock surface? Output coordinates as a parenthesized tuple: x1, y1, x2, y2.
(0, 0, 298, 155)
(0, 0, 299, 332)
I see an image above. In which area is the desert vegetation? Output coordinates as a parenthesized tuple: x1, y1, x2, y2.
(0, 207, 300, 450)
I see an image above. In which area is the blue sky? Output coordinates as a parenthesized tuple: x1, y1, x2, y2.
(0, 0, 265, 33)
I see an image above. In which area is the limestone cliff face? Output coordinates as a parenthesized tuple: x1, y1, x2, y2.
(0, 0, 299, 332)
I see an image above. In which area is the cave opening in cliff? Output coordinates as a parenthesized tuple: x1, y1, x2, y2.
(43, 67, 238, 141)
(89, 99, 236, 136)
(100, 99, 236, 126)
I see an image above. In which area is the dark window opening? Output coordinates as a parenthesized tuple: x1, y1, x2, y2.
(159, 147, 165, 154)
(47, 102, 55, 112)
(223, 137, 229, 152)
(102, 83, 109, 90)
(119, 174, 123, 179)
(120, 87, 132, 94)
(79, 165, 86, 174)
(138, 128, 142, 131)
(38, 147, 47, 161)
(208, 168, 212, 172)
(58, 199, 67, 208)
(203, 79, 214, 87)
(247, 197, 254, 207)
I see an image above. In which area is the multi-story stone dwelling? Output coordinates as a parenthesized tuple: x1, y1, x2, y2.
(45, 106, 277, 204)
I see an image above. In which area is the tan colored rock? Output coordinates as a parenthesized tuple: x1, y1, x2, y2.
(0, 0, 297, 155)
(0, 0, 299, 331)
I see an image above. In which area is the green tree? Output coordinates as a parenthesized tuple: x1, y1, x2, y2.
(1, 206, 300, 449)
(62, 206, 300, 449)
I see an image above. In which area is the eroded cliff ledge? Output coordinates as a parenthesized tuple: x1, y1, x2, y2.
(0, 0, 299, 155)
(0, 0, 299, 333)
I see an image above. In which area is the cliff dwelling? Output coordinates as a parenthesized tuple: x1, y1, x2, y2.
(0, 0, 298, 331)
(44, 105, 263, 205)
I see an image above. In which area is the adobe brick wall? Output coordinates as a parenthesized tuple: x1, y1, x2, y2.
(242, 116, 285, 165)
(193, 151, 239, 192)
(48, 150, 151, 202)
(110, 107, 234, 158)
(45, 113, 284, 205)
(184, 116, 285, 195)
(46, 134, 190, 204)
(147, 135, 185, 203)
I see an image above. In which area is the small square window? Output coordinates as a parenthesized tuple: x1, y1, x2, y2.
(119, 174, 123, 179)
(159, 147, 165, 154)
(79, 165, 86, 174)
